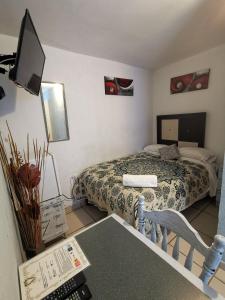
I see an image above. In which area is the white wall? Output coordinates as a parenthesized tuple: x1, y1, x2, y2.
(0, 34, 153, 196)
(0, 167, 22, 300)
(152, 44, 225, 162)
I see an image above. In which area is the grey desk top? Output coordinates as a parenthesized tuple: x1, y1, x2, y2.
(76, 217, 210, 300)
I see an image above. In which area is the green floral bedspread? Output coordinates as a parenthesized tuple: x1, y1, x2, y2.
(72, 152, 209, 226)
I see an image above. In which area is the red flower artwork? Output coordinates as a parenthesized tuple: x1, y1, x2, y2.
(104, 76, 133, 96)
(170, 69, 210, 94)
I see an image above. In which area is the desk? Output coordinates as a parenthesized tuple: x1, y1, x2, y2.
(75, 214, 222, 300)
(19, 214, 223, 300)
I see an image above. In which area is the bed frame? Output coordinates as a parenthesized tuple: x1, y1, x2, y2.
(157, 112, 206, 148)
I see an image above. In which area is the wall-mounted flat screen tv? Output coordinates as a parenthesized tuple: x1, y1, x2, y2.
(9, 9, 45, 95)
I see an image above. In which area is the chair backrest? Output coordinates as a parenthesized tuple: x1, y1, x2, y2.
(138, 195, 225, 284)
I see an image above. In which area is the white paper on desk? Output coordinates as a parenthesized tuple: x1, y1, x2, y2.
(19, 237, 90, 300)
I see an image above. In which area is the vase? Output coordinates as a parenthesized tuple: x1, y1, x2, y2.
(25, 242, 45, 259)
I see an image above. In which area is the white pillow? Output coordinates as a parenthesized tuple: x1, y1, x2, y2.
(143, 144, 168, 156)
(179, 147, 216, 162)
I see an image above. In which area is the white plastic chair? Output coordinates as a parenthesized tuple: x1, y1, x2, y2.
(138, 195, 225, 284)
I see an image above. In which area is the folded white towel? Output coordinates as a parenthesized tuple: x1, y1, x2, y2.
(123, 174, 157, 188)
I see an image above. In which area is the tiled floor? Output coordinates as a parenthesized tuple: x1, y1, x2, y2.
(65, 198, 225, 297)
(65, 204, 107, 236)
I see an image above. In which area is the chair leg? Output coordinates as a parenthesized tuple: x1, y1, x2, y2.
(138, 195, 145, 235)
(200, 235, 225, 284)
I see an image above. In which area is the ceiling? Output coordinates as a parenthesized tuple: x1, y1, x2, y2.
(0, 0, 225, 69)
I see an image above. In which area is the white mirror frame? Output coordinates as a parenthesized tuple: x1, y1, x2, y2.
(40, 82, 70, 143)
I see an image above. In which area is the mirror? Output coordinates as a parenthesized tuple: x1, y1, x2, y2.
(40, 82, 69, 142)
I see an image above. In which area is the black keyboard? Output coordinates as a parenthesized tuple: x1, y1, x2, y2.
(65, 284, 92, 300)
(42, 272, 86, 300)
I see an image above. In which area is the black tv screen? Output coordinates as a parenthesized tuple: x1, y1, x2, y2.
(10, 9, 45, 95)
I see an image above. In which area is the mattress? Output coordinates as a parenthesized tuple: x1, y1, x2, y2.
(72, 152, 212, 226)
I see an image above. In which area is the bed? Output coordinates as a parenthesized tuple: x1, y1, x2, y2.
(72, 112, 217, 226)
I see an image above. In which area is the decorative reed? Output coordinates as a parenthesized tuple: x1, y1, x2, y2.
(0, 122, 49, 257)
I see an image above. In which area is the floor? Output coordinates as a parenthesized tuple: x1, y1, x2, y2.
(65, 198, 225, 297)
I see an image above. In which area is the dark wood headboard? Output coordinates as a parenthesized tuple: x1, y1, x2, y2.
(157, 112, 206, 147)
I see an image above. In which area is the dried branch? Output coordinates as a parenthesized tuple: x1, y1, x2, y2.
(0, 122, 48, 255)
